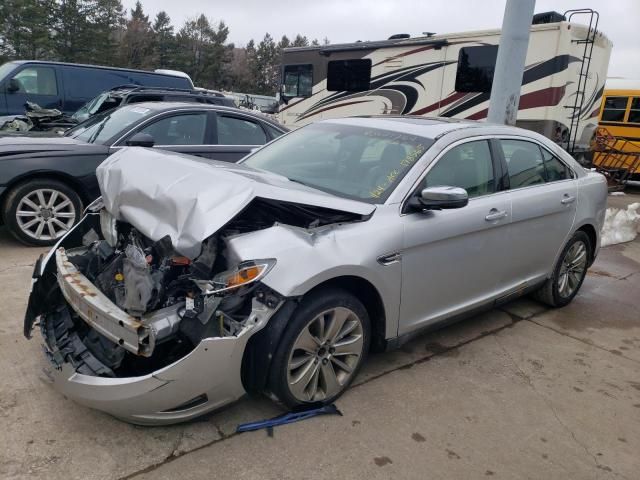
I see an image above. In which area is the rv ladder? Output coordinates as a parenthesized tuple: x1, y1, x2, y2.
(563, 8, 600, 155)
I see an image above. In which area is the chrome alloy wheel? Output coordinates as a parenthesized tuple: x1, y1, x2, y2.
(287, 307, 364, 402)
(15, 189, 76, 241)
(558, 240, 588, 298)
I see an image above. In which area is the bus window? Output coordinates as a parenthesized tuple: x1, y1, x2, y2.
(628, 98, 640, 124)
(601, 96, 629, 122)
(327, 59, 372, 92)
(282, 64, 313, 98)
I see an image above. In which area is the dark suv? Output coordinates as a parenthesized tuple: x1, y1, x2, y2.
(72, 86, 237, 122)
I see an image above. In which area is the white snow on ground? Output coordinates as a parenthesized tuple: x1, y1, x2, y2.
(601, 202, 640, 247)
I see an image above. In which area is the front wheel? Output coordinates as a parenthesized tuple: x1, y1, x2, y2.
(533, 231, 591, 307)
(3, 179, 82, 246)
(268, 288, 370, 408)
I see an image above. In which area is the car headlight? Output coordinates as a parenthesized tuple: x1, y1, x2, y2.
(196, 259, 276, 295)
(100, 208, 118, 247)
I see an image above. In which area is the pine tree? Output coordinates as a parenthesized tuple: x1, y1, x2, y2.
(152, 11, 176, 68)
(119, 1, 153, 68)
(52, 0, 94, 62)
(291, 34, 309, 47)
(90, 0, 125, 66)
(0, 0, 55, 60)
(176, 15, 232, 88)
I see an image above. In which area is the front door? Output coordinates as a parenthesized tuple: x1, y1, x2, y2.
(497, 138, 578, 287)
(399, 139, 511, 335)
(5, 65, 62, 115)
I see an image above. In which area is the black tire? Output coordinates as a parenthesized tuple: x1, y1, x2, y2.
(268, 288, 371, 409)
(533, 231, 591, 308)
(2, 178, 82, 246)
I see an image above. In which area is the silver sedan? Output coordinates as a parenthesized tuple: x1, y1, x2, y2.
(24, 117, 608, 424)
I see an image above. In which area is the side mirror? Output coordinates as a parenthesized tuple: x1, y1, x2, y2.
(7, 78, 20, 93)
(126, 132, 155, 147)
(416, 186, 469, 210)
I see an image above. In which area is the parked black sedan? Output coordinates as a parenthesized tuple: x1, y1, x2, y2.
(0, 102, 287, 245)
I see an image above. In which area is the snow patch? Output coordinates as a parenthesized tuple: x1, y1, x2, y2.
(600, 202, 640, 247)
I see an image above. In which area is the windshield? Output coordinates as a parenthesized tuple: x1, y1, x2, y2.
(242, 122, 433, 203)
(0, 62, 18, 81)
(67, 105, 153, 144)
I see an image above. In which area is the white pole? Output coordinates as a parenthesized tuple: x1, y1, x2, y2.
(487, 0, 537, 125)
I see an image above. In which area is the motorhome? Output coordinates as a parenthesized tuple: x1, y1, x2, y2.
(277, 10, 612, 154)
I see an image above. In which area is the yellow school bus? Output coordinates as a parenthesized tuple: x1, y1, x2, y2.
(593, 81, 640, 182)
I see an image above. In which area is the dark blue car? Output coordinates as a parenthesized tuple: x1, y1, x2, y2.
(0, 61, 194, 117)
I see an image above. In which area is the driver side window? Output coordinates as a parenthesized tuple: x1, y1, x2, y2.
(423, 140, 495, 198)
(136, 113, 207, 146)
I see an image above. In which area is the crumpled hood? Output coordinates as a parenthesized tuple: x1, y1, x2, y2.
(97, 148, 376, 258)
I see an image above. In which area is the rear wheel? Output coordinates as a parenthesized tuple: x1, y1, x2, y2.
(268, 288, 370, 408)
(533, 231, 591, 307)
(3, 179, 82, 246)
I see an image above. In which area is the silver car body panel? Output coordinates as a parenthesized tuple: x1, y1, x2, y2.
(28, 118, 607, 424)
(43, 296, 281, 425)
(96, 147, 375, 259)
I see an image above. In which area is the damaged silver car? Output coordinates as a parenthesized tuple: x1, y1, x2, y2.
(24, 117, 608, 425)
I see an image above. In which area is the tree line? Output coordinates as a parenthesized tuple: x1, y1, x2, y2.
(0, 0, 328, 95)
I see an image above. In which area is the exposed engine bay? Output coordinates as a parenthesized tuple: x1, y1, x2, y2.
(32, 197, 366, 380)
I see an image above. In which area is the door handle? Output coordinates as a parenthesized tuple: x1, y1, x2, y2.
(485, 209, 507, 221)
(561, 194, 576, 205)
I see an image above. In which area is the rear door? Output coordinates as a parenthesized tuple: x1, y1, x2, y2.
(208, 113, 271, 162)
(498, 137, 578, 289)
(5, 64, 62, 114)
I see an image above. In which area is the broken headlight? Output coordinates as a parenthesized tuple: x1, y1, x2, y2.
(196, 259, 276, 295)
(100, 208, 118, 247)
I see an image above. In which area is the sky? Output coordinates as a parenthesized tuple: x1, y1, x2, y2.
(125, 0, 639, 79)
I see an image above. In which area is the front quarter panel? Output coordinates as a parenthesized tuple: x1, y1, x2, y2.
(225, 206, 404, 339)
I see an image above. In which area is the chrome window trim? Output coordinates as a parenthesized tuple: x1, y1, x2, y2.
(397, 134, 502, 215)
(492, 134, 578, 179)
(111, 108, 280, 147)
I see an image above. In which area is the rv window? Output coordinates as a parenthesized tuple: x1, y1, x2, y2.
(628, 98, 640, 124)
(455, 45, 498, 93)
(601, 96, 629, 122)
(327, 59, 372, 92)
(282, 64, 313, 98)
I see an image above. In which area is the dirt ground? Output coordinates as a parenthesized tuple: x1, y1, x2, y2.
(0, 190, 639, 480)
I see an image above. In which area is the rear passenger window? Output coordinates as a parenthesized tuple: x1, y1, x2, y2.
(601, 96, 629, 122)
(217, 116, 267, 145)
(500, 140, 545, 189)
(541, 147, 571, 182)
(12, 67, 58, 95)
(424, 140, 495, 198)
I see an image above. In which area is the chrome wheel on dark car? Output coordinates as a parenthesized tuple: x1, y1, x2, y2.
(3, 179, 82, 246)
(16, 188, 76, 241)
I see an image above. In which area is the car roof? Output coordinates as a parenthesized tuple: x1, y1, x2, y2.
(319, 116, 537, 139)
(125, 102, 287, 129)
(8, 60, 189, 79)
